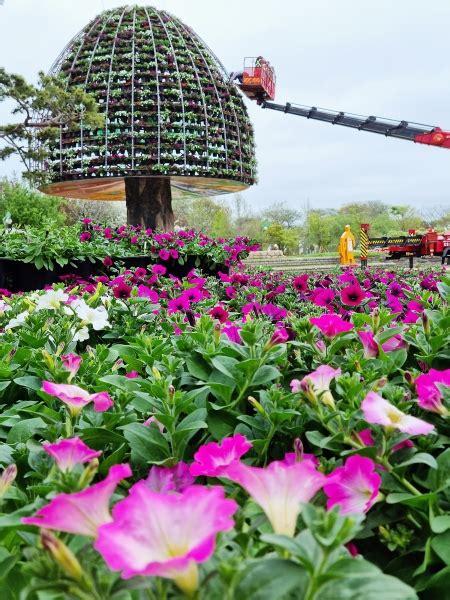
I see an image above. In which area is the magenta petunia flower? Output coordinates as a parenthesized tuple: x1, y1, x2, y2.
(267, 326, 290, 347)
(103, 256, 113, 268)
(22, 464, 132, 537)
(340, 284, 366, 307)
(113, 282, 132, 299)
(152, 264, 167, 276)
(43, 437, 101, 472)
(222, 322, 241, 344)
(137, 285, 159, 302)
(358, 331, 407, 358)
(310, 314, 354, 338)
(190, 434, 252, 477)
(358, 427, 414, 453)
(79, 232, 91, 242)
(324, 455, 381, 515)
(361, 391, 434, 435)
(167, 296, 191, 314)
(311, 288, 335, 307)
(415, 369, 450, 415)
(125, 371, 139, 379)
(61, 353, 82, 379)
(94, 484, 237, 594)
(358, 331, 379, 358)
(225, 458, 326, 537)
(146, 462, 194, 493)
(42, 381, 113, 417)
(159, 249, 170, 261)
(209, 305, 229, 323)
(292, 274, 309, 293)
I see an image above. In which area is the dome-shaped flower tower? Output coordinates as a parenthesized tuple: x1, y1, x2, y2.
(40, 5, 256, 230)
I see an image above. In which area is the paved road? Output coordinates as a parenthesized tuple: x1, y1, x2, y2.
(243, 255, 444, 272)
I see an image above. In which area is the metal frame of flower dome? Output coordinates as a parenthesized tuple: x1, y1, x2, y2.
(149, 7, 187, 168)
(104, 7, 128, 168)
(40, 5, 256, 199)
(166, 15, 210, 171)
(171, 17, 244, 178)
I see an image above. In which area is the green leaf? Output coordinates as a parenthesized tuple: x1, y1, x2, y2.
(12, 375, 42, 391)
(235, 558, 308, 600)
(6, 417, 47, 444)
(431, 531, 450, 565)
(121, 422, 170, 464)
(251, 365, 280, 385)
(431, 515, 450, 534)
(319, 557, 418, 599)
(396, 453, 437, 470)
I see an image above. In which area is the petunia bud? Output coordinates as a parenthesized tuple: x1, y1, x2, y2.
(422, 312, 430, 337)
(248, 396, 266, 417)
(404, 371, 415, 388)
(152, 366, 161, 380)
(78, 458, 99, 489)
(42, 350, 55, 371)
(40, 529, 83, 581)
(168, 385, 175, 403)
(214, 322, 221, 344)
(293, 438, 304, 461)
(0, 464, 17, 498)
(371, 308, 380, 332)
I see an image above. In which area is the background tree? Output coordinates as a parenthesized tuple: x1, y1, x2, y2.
(261, 201, 303, 228)
(0, 68, 102, 185)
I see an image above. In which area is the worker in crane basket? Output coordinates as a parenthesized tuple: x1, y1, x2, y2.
(339, 225, 356, 265)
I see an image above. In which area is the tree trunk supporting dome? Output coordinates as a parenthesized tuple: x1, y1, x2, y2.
(125, 176, 174, 231)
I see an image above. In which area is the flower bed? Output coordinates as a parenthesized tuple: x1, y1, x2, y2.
(0, 265, 448, 598)
(0, 222, 256, 291)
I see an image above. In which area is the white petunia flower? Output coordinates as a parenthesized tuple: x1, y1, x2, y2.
(35, 289, 69, 311)
(75, 303, 110, 331)
(5, 311, 29, 330)
(73, 326, 90, 342)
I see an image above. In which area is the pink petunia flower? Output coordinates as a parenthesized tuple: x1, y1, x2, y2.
(43, 437, 101, 472)
(361, 391, 434, 436)
(358, 331, 379, 358)
(324, 455, 381, 514)
(94, 484, 237, 594)
(415, 369, 450, 415)
(42, 381, 113, 417)
(310, 314, 354, 338)
(291, 365, 341, 408)
(146, 462, 194, 493)
(61, 353, 82, 379)
(22, 464, 132, 537)
(190, 434, 252, 477)
(225, 458, 326, 537)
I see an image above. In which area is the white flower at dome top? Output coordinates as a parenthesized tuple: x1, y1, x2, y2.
(5, 311, 29, 330)
(35, 289, 69, 311)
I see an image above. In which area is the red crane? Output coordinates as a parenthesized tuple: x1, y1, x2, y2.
(232, 57, 450, 149)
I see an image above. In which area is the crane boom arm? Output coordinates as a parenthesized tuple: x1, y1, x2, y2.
(260, 101, 450, 149)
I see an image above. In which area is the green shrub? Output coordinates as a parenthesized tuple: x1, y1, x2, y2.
(0, 180, 67, 227)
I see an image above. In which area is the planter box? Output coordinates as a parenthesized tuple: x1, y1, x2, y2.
(0, 256, 229, 293)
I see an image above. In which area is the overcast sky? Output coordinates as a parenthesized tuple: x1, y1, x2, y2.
(1, 0, 450, 214)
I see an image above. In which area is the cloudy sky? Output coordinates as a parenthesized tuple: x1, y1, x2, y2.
(1, 0, 450, 213)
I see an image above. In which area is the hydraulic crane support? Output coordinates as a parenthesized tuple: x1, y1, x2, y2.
(260, 101, 450, 149)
